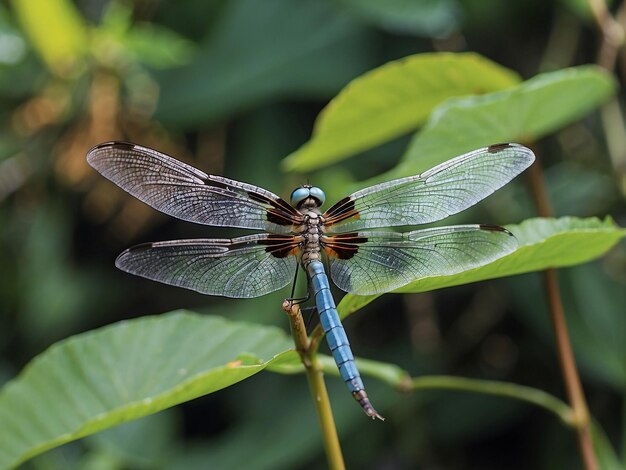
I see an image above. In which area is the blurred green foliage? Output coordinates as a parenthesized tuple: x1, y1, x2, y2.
(1, 0, 626, 469)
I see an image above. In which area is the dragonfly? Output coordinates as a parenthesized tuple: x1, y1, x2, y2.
(87, 141, 535, 420)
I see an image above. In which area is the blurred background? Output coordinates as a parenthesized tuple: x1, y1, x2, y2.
(1, 0, 626, 468)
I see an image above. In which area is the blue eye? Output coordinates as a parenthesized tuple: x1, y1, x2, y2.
(290, 187, 310, 206)
(309, 187, 325, 205)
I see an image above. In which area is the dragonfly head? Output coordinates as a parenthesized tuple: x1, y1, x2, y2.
(290, 185, 325, 209)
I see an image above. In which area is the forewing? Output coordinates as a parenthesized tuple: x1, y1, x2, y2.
(115, 234, 299, 298)
(323, 143, 534, 232)
(325, 225, 517, 295)
(87, 142, 301, 232)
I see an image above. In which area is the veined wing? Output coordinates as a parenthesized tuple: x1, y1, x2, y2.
(323, 144, 534, 232)
(324, 225, 517, 295)
(87, 142, 302, 232)
(115, 234, 300, 298)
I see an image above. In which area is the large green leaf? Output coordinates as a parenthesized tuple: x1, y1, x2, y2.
(282, 52, 520, 172)
(155, 0, 373, 128)
(387, 65, 616, 179)
(0, 312, 298, 469)
(338, 216, 626, 317)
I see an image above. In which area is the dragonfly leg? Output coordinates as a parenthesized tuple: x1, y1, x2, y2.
(287, 264, 310, 305)
(289, 262, 300, 300)
(352, 389, 385, 421)
(286, 291, 310, 305)
(298, 305, 318, 331)
(287, 278, 311, 305)
(285, 294, 315, 333)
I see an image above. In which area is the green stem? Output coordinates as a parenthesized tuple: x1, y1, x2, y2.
(410, 375, 574, 426)
(315, 355, 574, 426)
(283, 301, 345, 470)
(306, 361, 345, 470)
(309, 323, 324, 354)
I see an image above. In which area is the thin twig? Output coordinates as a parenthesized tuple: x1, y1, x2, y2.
(588, 0, 626, 198)
(587, 0, 625, 70)
(526, 155, 598, 470)
(283, 300, 345, 470)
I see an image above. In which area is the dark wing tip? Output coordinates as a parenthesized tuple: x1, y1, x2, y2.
(486, 142, 536, 170)
(87, 140, 137, 160)
(479, 224, 514, 236)
(87, 141, 138, 168)
(487, 143, 512, 153)
(88, 141, 136, 154)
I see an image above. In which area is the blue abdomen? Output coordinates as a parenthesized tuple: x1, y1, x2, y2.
(305, 260, 383, 420)
(307, 260, 364, 393)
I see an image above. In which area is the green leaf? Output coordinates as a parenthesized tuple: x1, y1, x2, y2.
(282, 52, 520, 172)
(10, 0, 88, 75)
(390, 65, 616, 178)
(338, 216, 626, 317)
(336, 0, 461, 37)
(155, 0, 374, 128)
(0, 311, 297, 469)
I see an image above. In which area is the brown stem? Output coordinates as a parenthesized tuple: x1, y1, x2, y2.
(526, 156, 598, 470)
(588, 0, 626, 199)
(526, 161, 554, 217)
(587, 0, 626, 70)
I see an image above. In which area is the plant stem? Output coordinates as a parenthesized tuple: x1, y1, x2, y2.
(306, 361, 346, 470)
(526, 158, 598, 470)
(283, 301, 345, 470)
(411, 375, 574, 426)
(588, 0, 626, 198)
(314, 354, 574, 426)
(587, 0, 625, 70)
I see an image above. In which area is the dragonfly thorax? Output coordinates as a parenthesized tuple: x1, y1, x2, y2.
(300, 209, 323, 266)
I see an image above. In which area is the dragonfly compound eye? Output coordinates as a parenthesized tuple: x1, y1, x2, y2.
(309, 187, 326, 205)
(290, 187, 311, 206)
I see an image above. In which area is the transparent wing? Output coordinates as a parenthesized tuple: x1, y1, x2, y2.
(115, 234, 299, 298)
(324, 225, 517, 295)
(323, 144, 534, 232)
(87, 142, 302, 232)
